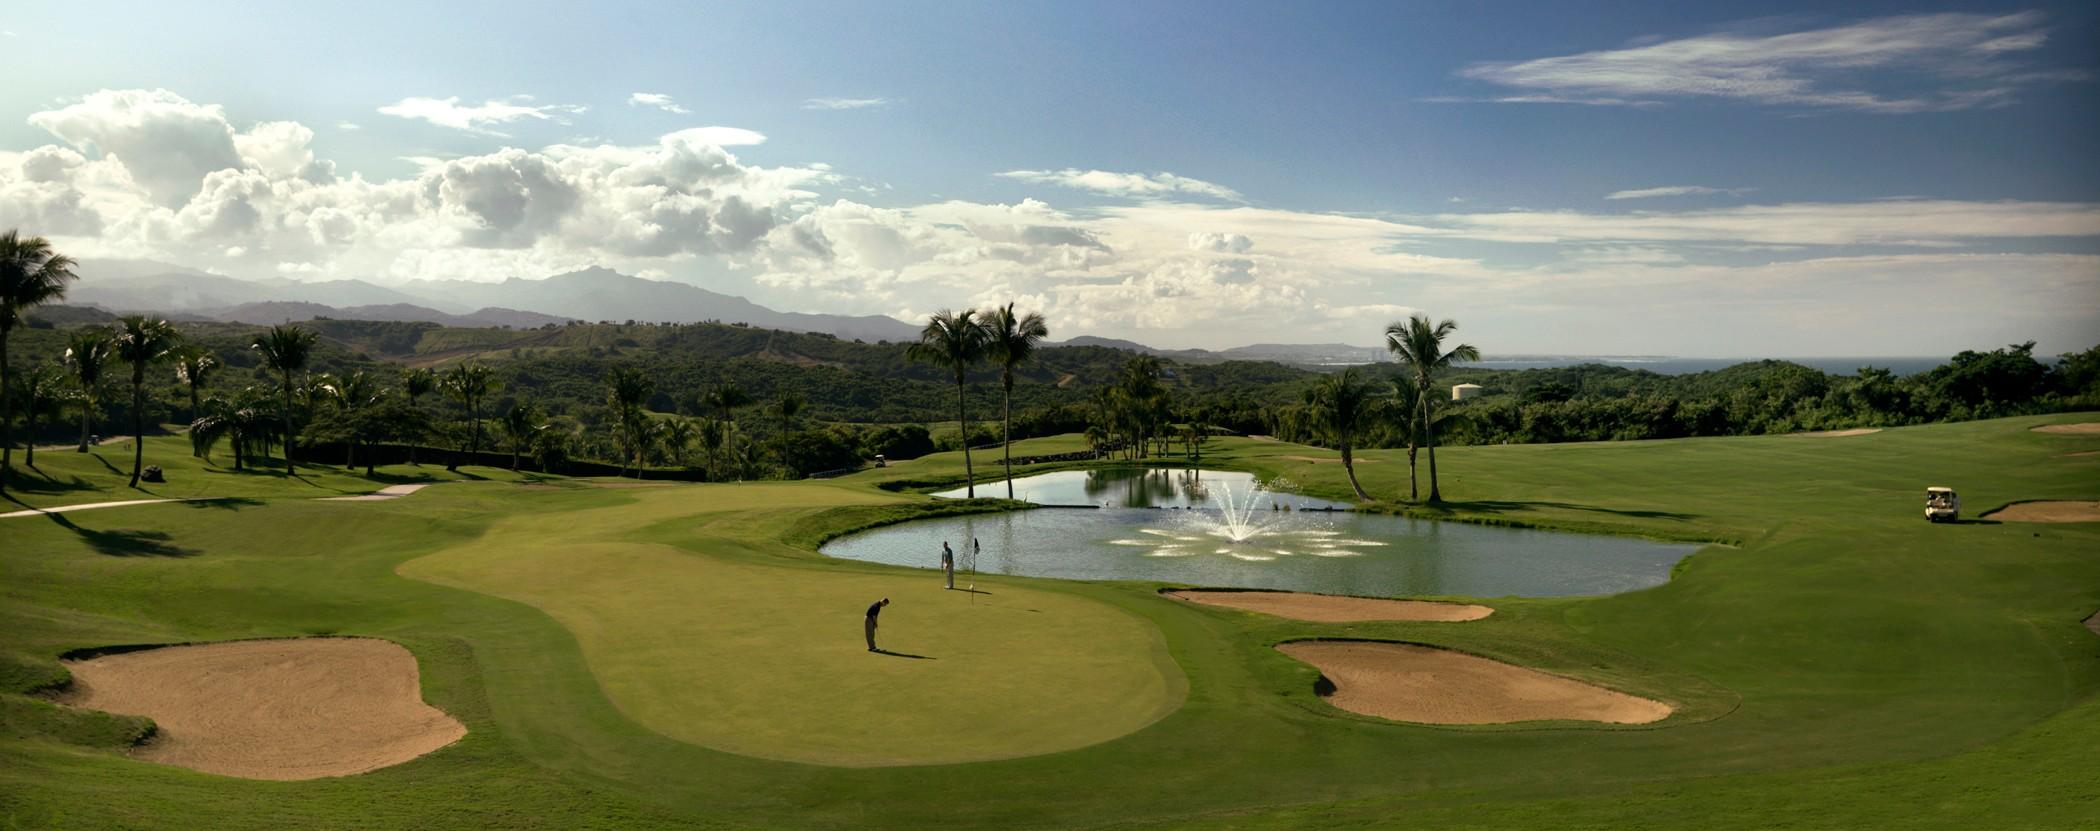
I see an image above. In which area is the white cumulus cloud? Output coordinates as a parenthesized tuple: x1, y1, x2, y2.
(378, 95, 586, 136)
(628, 92, 691, 114)
(996, 169, 1243, 202)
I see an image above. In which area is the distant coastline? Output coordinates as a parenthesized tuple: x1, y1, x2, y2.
(1323, 355, 1952, 376)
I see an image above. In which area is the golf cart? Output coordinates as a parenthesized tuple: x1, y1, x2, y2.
(1925, 487, 1960, 523)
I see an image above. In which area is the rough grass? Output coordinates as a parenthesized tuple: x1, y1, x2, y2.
(0, 413, 2096, 828)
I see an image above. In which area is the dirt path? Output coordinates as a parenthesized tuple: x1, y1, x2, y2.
(2033, 423, 2100, 435)
(1787, 428, 1881, 438)
(1166, 590, 1489, 622)
(1277, 641, 1671, 725)
(61, 638, 464, 780)
(1980, 501, 2100, 523)
(1277, 455, 1381, 464)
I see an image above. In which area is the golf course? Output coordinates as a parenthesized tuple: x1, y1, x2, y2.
(2, 412, 2097, 829)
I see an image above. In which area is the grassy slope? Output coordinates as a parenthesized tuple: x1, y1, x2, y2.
(0, 414, 2094, 829)
(4, 436, 544, 511)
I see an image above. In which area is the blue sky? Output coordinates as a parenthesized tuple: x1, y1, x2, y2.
(2, 1, 2096, 355)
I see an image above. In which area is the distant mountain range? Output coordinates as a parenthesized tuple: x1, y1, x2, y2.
(63, 261, 924, 343)
(1055, 336, 1389, 366)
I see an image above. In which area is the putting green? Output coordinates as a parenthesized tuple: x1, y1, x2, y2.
(398, 483, 1185, 766)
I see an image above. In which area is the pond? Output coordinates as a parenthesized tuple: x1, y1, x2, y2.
(826, 469, 1702, 598)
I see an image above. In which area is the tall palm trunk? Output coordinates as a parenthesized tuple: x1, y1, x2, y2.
(76, 394, 92, 452)
(0, 335, 11, 488)
(1340, 441, 1369, 500)
(23, 399, 36, 469)
(280, 370, 295, 476)
(1410, 390, 1428, 501)
(1001, 375, 1015, 499)
(127, 370, 145, 487)
(955, 368, 975, 498)
(1422, 393, 1443, 502)
(188, 385, 205, 457)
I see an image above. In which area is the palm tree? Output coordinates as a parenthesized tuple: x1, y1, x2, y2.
(1082, 424, 1109, 458)
(907, 309, 989, 497)
(443, 363, 495, 471)
(704, 384, 753, 478)
(1117, 356, 1165, 460)
(0, 231, 78, 491)
(656, 417, 696, 469)
(15, 366, 66, 468)
(1387, 379, 1423, 497)
(984, 302, 1049, 499)
(605, 367, 654, 477)
(190, 387, 278, 471)
(320, 369, 381, 470)
(771, 393, 803, 469)
(64, 328, 113, 453)
(251, 324, 318, 476)
(1384, 314, 1480, 502)
(172, 347, 218, 422)
(502, 401, 543, 471)
(402, 368, 435, 465)
(697, 417, 725, 479)
(1305, 368, 1379, 500)
(112, 316, 183, 487)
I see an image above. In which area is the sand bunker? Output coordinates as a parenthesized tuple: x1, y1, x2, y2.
(62, 638, 464, 780)
(319, 483, 432, 502)
(2033, 423, 2100, 435)
(1278, 455, 1380, 464)
(1980, 501, 2100, 523)
(1167, 590, 1490, 622)
(1277, 641, 1671, 725)
(1787, 428, 1881, 438)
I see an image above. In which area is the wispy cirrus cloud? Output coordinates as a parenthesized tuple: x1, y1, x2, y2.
(627, 92, 690, 114)
(998, 168, 1243, 202)
(1445, 11, 2080, 113)
(1423, 200, 2100, 246)
(1606, 185, 1751, 200)
(802, 97, 893, 110)
(378, 95, 585, 136)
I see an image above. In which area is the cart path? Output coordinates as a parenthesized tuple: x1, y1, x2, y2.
(3, 483, 439, 519)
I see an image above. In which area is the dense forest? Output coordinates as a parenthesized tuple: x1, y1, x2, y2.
(6, 303, 2097, 481)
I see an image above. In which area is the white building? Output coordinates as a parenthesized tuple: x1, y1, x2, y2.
(1451, 383, 1483, 401)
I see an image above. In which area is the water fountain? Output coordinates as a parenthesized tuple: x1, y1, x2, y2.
(1109, 478, 1386, 562)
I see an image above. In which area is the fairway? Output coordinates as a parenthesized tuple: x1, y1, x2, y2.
(398, 483, 1186, 766)
(3, 416, 2098, 829)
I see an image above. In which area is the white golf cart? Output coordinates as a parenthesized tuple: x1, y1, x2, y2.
(1925, 487, 1960, 523)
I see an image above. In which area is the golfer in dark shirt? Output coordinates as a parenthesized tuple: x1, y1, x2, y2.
(865, 598, 890, 652)
(941, 541, 956, 589)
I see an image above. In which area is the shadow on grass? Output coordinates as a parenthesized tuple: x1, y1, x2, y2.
(180, 497, 264, 512)
(41, 513, 199, 558)
(871, 649, 934, 660)
(208, 463, 362, 493)
(1427, 499, 1700, 522)
(1, 470, 97, 499)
